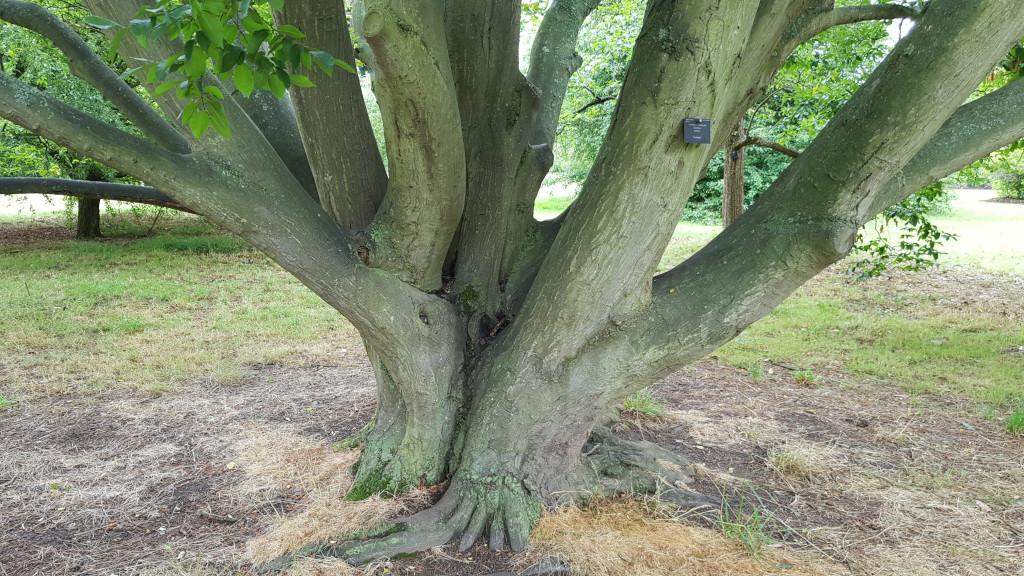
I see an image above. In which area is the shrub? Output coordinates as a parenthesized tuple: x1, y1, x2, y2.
(993, 172, 1024, 199)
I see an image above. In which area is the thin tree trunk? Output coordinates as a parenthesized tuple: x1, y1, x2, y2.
(75, 197, 101, 238)
(722, 120, 746, 227)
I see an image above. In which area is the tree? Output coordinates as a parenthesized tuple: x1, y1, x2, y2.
(0, 2, 184, 234)
(2, 0, 1023, 565)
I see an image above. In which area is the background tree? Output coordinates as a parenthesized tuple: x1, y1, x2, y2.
(0, 2, 176, 236)
(2, 0, 1023, 566)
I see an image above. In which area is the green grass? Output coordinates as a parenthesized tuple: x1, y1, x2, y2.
(791, 369, 818, 387)
(622, 389, 668, 418)
(1007, 405, 1024, 436)
(715, 279, 1024, 408)
(0, 393, 16, 411)
(928, 189, 1024, 276)
(0, 213, 355, 395)
(534, 195, 574, 216)
(718, 496, 774, 557)
(646, 189, 1024, 416)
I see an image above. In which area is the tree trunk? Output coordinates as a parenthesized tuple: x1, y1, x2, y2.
(75, 197, 101, 239)
(722, 120, 746, 227)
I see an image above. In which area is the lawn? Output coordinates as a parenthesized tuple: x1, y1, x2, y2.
(2, 189, 1020, 415)
(0, 212, 354, 395)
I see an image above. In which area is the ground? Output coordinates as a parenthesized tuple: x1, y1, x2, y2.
(1, 190, 1022, 575)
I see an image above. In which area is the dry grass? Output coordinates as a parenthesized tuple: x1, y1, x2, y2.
(234, 427, 421, 567)
(523, 500, 844, 576)
(765, 442, 836, 480)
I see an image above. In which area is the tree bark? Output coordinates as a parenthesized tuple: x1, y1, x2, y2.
(75, 197, 101, 239)
(722, 120, 746, 227)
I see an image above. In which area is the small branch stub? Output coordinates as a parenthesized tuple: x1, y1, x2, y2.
(682, 118, 712, 144)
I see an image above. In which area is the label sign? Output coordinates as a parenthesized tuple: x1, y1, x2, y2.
(682, 118, 712, 144)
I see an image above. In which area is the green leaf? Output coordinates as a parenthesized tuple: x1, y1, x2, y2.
(268, 0, 284, 11)
(154, 80, 177, 97)
(233, 65, 255, 97)
(208, 102, 232, 139)
(204, 85, 225, 100)
(129, 18, 151, 38)
(188, 109, 210, 138)
(289, 74, 314, 88)
(191, 0, 224, 46)
(267, 73, 286, 99)
(334, 58, 355, 74)
(185, 46, 208, 78)
(310, 50, 334, 74)
(277, 24, 305, 39)
(84, 15, 121, 30)
(105, 28, 128, 61)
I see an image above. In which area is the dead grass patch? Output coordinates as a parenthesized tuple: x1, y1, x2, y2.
(765, 442, 837, 480)
(234, 426, 422, 566)
(523, 500, 844, 576)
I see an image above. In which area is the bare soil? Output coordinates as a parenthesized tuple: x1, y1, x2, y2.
(3, 350, 1021, 575)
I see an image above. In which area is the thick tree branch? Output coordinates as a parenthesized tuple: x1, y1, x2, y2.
(497, 0, 761, 368)
(278, 0, 387, 229)
(736, 137, 800, 158)
(588, 0, 1024, 387)
(795, 3, 921, 47)
(355, 0, 465, 291)
(495, 0, 603, 295)
(526, 0, 602, 148)
(0, 177, 189, 211)
(866, 76, 1024, 215)
(445, 1, 538, 330)
(0, 0, 189, 153)
(83, 0, 317, 196)
(0, 71, 185, 182)
(3, 3, 467, 433)
(233, 91, 318, 201)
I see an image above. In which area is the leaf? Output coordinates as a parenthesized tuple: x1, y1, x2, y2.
(268, 0, 284, 11)
(105, 28, 128, 61)
(188, 109, 210, 138)
(310, 50, 335, 74)
(129, 18, 151, 39)
(289, 74, 314, 88)
(233, 65, 254, 97)
(267, 73, 287, 99)
(208, 102, 232, 139)
(83, 15, 121, 30)
(277, 24, 305, 39)
(154, 80, 177, 97)
(334, 58, 355, 74)
(204, 85, 225, 100)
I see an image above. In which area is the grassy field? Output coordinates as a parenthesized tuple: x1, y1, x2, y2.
(0, 213, 354, 395)
(2, 190, 1022, 419)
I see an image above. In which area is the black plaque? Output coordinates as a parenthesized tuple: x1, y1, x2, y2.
(682, 118, 712, 144)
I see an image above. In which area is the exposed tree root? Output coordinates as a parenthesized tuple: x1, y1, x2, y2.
(257, 475, 539, 571)
(585, 427, 718, 510)
(258, 428, 715, 572)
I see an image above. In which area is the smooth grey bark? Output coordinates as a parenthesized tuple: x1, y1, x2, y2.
(3, 0, 1023, 564)
(278, 0, 387, 229)
(354, 0, 466, 291)
(0, 177, 187, 211)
